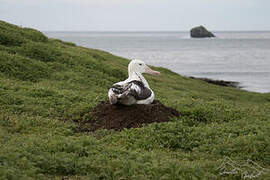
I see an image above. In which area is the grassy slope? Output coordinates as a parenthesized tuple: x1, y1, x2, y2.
(0, 20, 269, 179)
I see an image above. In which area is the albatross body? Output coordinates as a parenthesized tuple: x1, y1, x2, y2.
(108, 59, 160, 105)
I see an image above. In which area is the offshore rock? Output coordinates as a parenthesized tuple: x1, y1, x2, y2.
(190, 25, 215, 38)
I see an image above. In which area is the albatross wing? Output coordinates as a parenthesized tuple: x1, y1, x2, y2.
(109, 80, 152, 105)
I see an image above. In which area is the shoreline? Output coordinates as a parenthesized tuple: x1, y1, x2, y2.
(189, 76, 241, 89)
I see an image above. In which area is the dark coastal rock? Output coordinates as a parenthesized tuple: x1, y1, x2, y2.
(190, 26, 215, 38)
(190, 76, 241, 89)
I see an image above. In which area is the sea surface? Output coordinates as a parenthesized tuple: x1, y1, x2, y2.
(45, 31, 270, 93)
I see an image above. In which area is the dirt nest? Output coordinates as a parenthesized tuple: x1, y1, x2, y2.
(78, 100, 180, 132)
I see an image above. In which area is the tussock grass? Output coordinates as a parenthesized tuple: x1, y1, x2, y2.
(0, 20, 269, 179)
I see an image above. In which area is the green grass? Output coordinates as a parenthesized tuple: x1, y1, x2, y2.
(0, 20, 269, 179)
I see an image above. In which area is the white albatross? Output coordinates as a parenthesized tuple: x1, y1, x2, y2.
(108, 59, 160, 105)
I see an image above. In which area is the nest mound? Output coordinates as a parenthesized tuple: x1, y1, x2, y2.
(78, 100, 180, 132)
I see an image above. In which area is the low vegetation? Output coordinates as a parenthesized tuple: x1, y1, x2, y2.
(0, 20, 269, 179)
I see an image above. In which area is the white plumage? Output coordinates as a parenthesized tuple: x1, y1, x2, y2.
(108, 59, 160, 105)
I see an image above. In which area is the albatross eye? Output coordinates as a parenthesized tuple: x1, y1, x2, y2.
(139, 63, 142, 66)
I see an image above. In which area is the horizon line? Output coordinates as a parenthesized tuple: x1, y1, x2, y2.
(42, 30, 270, 33)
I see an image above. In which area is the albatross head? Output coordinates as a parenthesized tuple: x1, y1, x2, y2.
(128, 59, 160, 76)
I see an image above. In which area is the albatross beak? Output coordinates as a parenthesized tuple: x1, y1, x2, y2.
(145, 66, 160, 76)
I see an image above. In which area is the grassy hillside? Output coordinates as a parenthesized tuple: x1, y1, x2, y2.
(0, 20, 269, 179)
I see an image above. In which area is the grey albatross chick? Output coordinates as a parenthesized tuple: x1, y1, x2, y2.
(108, 59, 160, 105)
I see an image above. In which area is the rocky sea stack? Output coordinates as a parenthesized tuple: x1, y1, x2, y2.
(190, 25, 215, 38)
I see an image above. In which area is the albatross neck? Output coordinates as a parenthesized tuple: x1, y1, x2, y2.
(128, 71, 150, 88)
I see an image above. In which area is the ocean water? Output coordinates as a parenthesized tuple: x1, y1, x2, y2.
(45, 31, 270, 93)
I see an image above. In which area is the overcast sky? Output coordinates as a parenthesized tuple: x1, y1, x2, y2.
(0, 0, 269, 31)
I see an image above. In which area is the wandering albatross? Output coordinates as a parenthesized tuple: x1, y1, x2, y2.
(108, 59, 160, 105)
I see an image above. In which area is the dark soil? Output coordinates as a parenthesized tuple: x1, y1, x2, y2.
(77, 100, 180, 132)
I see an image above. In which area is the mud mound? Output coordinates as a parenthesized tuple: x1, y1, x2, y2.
(78, 100, 180, 132)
